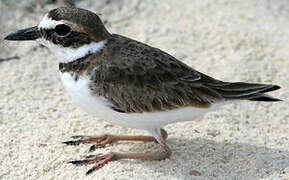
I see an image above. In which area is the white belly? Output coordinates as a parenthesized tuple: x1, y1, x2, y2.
(60, 72, 213, 131)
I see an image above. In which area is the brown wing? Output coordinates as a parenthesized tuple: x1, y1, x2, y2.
(90, 34, 281, 113)
(90, 34, 223, 113)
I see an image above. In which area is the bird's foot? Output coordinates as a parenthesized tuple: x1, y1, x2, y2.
(63, 129, 168, 151)
(63, 134, 115, 150)
(65, 130, 171, 175)
(68, 144, 171, 175)
(68, 153, 117, 175)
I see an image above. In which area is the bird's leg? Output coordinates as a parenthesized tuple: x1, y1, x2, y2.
(63, 129, 168, 150)
(69, 139, 172, 175)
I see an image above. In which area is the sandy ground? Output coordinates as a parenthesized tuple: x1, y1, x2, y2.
(0, 0, 289, 179)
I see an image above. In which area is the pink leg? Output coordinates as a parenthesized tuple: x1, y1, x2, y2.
(63, 129, 168, 148)
(69, 140, 171, 175)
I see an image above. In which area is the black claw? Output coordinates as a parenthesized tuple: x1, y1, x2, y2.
(68, 160, 86, 165)
(62, 140, 81, 145)
(89, 145, 97, 152)
(71, 135, 83, 139)
(85, 155, 95, 159)
(68, 160, 79, 164)
(86, 167, 96, 175)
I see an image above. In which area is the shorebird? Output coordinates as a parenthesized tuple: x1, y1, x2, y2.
(4, 5, 281, 175)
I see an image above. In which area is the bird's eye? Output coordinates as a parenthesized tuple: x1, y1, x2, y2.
(54, 24, 71, 36)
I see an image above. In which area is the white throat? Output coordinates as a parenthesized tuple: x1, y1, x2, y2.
(38, 39, 107, 63)
(56, 41, 106, 63)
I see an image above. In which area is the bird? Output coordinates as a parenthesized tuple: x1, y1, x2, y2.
(4, 5, 281, 175)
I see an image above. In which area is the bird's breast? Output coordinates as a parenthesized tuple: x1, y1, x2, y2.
(59, 71, 111, 115)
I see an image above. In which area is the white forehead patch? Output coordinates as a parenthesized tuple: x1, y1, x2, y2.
(38, 14, 62, 29)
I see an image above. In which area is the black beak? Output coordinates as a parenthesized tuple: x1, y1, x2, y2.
(4, 26, 40, 41)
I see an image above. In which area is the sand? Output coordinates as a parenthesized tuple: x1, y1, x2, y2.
(0, 0, 288, 179)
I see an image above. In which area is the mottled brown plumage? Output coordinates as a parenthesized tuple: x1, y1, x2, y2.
(58, 34, 280, 113)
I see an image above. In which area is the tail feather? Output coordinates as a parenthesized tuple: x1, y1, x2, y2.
(205, 82, 281, 102)
(258, 85, 280, 93)
(249, 94, 282, 102)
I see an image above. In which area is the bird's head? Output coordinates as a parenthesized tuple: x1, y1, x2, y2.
(4, 7, 110, 62)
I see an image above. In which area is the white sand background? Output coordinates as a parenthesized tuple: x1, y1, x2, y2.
(0, 0, 289, 179)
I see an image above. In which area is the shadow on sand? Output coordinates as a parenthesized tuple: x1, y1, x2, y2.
(117, 136, 289, 179)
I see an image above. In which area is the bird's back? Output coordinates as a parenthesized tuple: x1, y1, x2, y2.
(89, 34, 281, 114)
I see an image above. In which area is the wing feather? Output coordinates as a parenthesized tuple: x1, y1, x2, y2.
(90, 34, 280, 113)
(91, 35, 223, 113)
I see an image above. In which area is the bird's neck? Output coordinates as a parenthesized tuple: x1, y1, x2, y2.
(57, 40, 107, 63)
(59, 53, 93, 73)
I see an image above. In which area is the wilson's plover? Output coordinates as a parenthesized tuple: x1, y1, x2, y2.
(4, 5, 281, 175)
